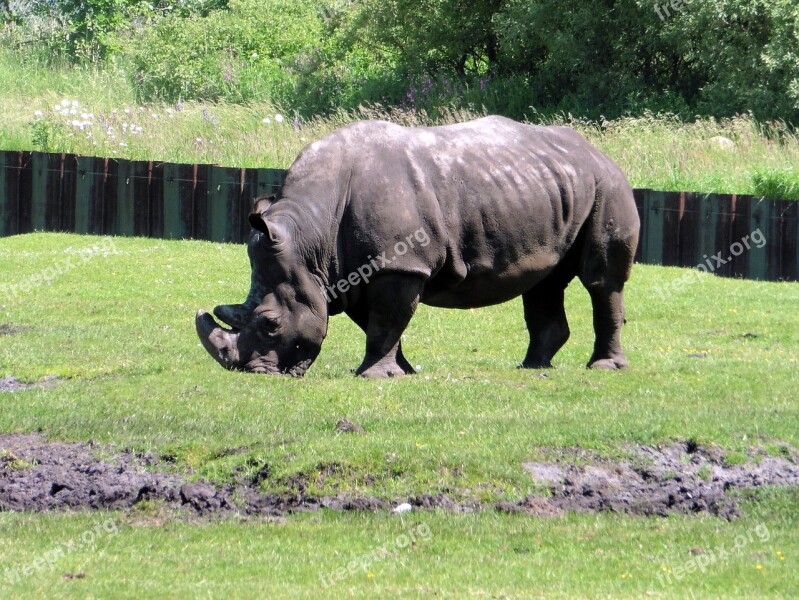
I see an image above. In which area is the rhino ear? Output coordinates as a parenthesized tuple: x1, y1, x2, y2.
(249, 212, 288, 246)
(249, 194, 282, 243)
(252, 194, 276, 215)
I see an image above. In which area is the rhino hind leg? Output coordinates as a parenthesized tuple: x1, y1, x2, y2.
(521, 282, 571, 369)
(580, 235, 636, 370)
(350, 274, 424, 378)
(585, 286, 629, 369)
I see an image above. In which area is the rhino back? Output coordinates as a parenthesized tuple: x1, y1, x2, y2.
(278, 117, 630, 309)
(341, 117, 621, 306)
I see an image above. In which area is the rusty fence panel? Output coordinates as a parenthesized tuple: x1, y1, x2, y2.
(1, 151, 797, 281)
(633, 190, 798, 281)
(0, 152, 285, 244)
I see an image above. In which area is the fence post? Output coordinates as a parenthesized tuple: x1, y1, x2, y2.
(747, 197, 774, 281)
(677, 192, 702, 269)
(641, 190, 665, 265)
(0, 151, 21, 236)
(207, 166, 242, 243)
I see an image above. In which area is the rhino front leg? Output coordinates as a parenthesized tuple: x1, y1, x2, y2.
(352, 274, 423, 378)
(346, 306, 415, 375)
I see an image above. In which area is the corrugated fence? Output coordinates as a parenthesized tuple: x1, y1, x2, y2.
(1, 150, 798, 282)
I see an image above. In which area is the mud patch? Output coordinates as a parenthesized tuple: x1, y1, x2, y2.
(0, 375, 60, 393)
(0, 324, 31, 336)
(517, 441, 799, 519)
(1, 434, 797, 518)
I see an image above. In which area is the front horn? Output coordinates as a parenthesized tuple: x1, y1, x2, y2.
(195, 310, 241, 370)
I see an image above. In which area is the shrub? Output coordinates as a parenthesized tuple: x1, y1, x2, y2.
(116, 0, 324, 104)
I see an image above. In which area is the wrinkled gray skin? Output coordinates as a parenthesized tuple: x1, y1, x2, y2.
(196, 116, 640, 377)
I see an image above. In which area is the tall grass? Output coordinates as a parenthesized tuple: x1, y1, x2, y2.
(1, 49, 798, 197)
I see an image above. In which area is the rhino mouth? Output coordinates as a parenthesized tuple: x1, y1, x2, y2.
(195, 310, 311, 377)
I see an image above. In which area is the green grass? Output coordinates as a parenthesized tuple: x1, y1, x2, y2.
(2, 233, 798, 494)
(2, 49, 799, 197)
(1, 493, 796, 599)
(752, 167, 799, 200)
(1, 233, 798, 597)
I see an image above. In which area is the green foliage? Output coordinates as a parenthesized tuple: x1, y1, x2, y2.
(752, 167, 799, 200)
(117, 0, 323, 104)
(56, 0, 137, 59)
(2, 0, 799, 122)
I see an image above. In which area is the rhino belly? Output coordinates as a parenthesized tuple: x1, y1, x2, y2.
(421, 248, 563, 309)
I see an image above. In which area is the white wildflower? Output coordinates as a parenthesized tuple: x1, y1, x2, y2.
(262, 117, 271, 124)
(274, 114, 284, 123)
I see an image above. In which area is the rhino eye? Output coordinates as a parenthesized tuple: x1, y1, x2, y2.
(254, 306, 281, 321)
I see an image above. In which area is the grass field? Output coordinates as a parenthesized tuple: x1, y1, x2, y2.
(1, 232, 798, 597)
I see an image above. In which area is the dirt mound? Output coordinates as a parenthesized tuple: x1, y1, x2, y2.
(1, 434, 797, 518)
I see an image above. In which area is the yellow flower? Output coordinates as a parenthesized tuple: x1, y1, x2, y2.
(367, 572, 375, 579)
(756, 564, 764, 572)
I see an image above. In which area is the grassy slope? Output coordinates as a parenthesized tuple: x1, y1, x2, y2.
(1, 50, 799, 196)
(1, 233, 798, 597)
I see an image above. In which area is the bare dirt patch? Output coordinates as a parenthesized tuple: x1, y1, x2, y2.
(1, 433, 797, 518)
(0, 323, 31, 336)
(512, 442, 799, 519)
(0, 376, 60, 393)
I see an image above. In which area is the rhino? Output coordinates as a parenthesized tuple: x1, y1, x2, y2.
(196, 116, 640, 377)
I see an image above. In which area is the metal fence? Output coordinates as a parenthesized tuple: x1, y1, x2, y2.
(1, 150, 797, 282)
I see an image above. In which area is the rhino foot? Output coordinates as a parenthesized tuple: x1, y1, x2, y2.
(520, 359, 554, 369)
(587, 355, 629, 370)
(356, 357, 416, 378)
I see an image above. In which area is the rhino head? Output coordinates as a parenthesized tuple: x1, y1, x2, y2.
(195, 199, 328, 376)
